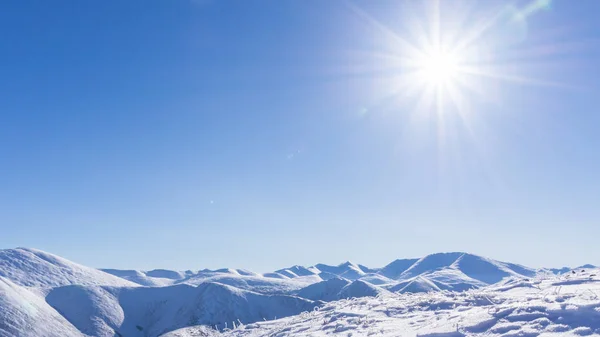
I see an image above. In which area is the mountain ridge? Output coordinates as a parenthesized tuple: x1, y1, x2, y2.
(0, 247, 594, 337)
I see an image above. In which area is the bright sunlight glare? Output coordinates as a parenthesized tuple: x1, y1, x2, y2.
(419, 50, 460, 85)
(346, 0, 566, 178)
(348, 0, 561, 126)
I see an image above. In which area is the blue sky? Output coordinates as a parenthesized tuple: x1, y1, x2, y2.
(1, 0, 599, 271)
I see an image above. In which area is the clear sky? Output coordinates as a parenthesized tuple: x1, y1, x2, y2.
(1, 0, 599, 272)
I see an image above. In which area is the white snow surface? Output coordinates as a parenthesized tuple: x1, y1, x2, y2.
(0, 276, 85, 337)
(0, 248, 137, 289)
(167, 269, 600, 337)
(1, 247, 594, 337)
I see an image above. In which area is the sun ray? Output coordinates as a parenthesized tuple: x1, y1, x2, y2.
(459, 66, 575, 89)
(335, 0, 591, 193)
(345, 2, 423, 61)
(341, 0, 585, 135)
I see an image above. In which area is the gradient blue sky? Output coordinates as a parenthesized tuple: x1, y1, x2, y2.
(1, 0, 599, 271)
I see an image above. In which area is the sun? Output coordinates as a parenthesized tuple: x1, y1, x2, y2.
(347, 0, 561, 126)
(418, 50, 460, 85)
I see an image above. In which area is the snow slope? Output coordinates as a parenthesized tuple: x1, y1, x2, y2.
(295, 277, 351, 302)
(46, 285, 126, 337)
(101, 269, 177, 286)
(314, 262, 367, 280)
(169, 268, 600, 337)
(178, 272, 320, 294)
(102, 267, 325, 294)
(353, 273, 393, 286)
(44, 282, 321, 337)
(0, 248, 137, 289)
(338, 280, 391, 299)
(295, 278, 392, 302)
(100, 252, 537, 294)
(274, 265, 320, 278)
(379, 253, 536, 292)
(389, 275, 442, 293)
(118, 282, 319, 336)
(378, 258, 420, 279)
(1, 247, 592, 337)
(0, 276, 84, 337)
(273, 252, 536, 291)
(451, 253, 536, 284)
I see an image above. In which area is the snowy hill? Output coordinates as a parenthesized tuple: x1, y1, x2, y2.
(102, 267, 320, 293)
(170, 268, 600, 337)
(378, 252, 537, 293)
(0, 276, 85, 337)
(295, 277, 351, 301)
(44, 282, 320, 337)
(388, 275, 442, 293)
(314, 261, 367, 280)
(45, 285, 124, 336)
(0, 248, 137, 289)
(178, 272, 320, 294)
(378, 258, 420, 279)
(270, 252, 536, 292)
(1, 247, 595, 337)
(451, 253, 536, 284)
(357, 273, 394, 285)
(338, 279, 391, 299)
(295, 278, 392, 302)
(274, 265, 320, 278)
(101, 269, 178, 286)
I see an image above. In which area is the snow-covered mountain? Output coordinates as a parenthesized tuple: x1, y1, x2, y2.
(338, 279, 391, 299)
(394, 252, 537, 284)
(0, 248, 137, 289)
(100, 252, 539, 295)
(295, 277, 351, 301)
(314, 261, 369, 280)
(0, 276, 86, 337)
(0, 247, 593, 337)
(378, 258, 420, 279)
(169, 268, 600, 337)
(100, 269, 179, 286)
(0, 248, 321, 337)
(273, 265, 320, 278)
(45, 282, 320, 337)
(268, 252, 538, 295)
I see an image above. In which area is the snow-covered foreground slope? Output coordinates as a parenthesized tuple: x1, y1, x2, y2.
(167, 269, 600, 337)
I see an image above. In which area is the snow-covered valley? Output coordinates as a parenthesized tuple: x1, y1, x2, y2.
(0, 247, 597, 337)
